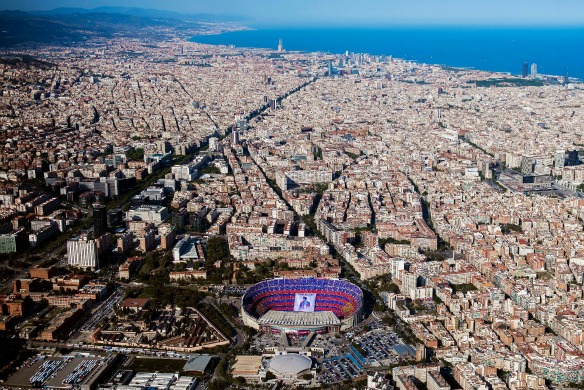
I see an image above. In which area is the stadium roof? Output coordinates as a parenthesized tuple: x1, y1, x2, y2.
(268, 354, 312, 375)
(258, 310, 341, 327)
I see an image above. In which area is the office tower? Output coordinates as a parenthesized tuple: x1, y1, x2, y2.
(531, 63, 538, 79)
(278, 38, 283, 53)
(236, 118, 248, 132)
(402, 272, 418, 298)
(566, 150, 580, 166)
(271, 99, 278, 110)
(209, 137, 219, 152)
(564, 74, 569, 86)
(93, 203, 107, 237)
(107, 208, 123, 229)
(232, 130, 239, 145)
(328, 62, 334, 76)
(520, 155, 535, 174)
(522, 62, 529, 78)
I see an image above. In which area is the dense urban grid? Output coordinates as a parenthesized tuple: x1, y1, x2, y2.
(0, 19, 583, 390)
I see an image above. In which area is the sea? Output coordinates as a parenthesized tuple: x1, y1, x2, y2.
(191, 26, 584, 80)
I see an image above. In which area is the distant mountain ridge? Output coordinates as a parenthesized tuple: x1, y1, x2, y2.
(31, 6, 247, 23)
(0, 7, 246, 47)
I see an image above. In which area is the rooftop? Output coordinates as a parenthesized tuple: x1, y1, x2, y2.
(258, 310, 341, 327)
(232, 355, 263, 375)
(182, 354, 213, 373)
(268, 354, 312, 375)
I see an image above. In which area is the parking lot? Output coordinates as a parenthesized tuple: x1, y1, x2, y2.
(316, 326, 417, 384)
(311, 334, 343, 356)
(5, 354, 115, 389)
(247, 321, 416, 385)
(319, 351, 366, 384)
(352, 329, 416, 366)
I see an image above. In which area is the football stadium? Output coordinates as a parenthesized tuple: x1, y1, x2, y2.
(241, 278, 364, 334)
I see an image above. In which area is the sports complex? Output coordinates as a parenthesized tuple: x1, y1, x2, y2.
(241, 277, 364, 334)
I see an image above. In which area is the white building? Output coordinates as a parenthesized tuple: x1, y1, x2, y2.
(172, 164, 198, 181)
(209, 137, 219, 152)
(172, 236, 205, 263)
(402, 272, 418, 298)
(530, 63, 538, 79)
(266, 354, 314, 385)
(171, 155, 209, 181)
(67, 237, 99, 270)
(275, 169, 333, 191)
(366, 371, 394, 390)
(126, 205, 169, 224)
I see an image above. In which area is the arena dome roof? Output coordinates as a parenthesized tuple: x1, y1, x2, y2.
(268, 354, 312, 375)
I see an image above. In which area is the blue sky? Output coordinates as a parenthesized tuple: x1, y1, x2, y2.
(2, 0, 584, 26)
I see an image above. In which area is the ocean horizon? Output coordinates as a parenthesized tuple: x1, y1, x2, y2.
(191, 26, 584, 80)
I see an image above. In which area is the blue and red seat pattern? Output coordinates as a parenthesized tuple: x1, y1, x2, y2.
(243, 278, 363, 319)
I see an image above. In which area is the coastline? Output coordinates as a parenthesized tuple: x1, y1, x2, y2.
(188, 24, 255, 38)
(189, 27, 583, 81)
(188, 32, 505, 77)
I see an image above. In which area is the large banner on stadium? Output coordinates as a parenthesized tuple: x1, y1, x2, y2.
(293, 293, 316, 312)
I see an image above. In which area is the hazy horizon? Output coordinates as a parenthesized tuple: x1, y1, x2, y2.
(2, 0, 584, 27)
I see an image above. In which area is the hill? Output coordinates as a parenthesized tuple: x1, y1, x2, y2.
(0, 8, 244, 47)
(33, 6, 247, 23)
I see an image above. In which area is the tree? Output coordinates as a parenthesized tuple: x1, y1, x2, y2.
(208, 379, 228, 390)
(382, 314, 396, 326)
(126, 147, 144, 161)
(206, 236, 229, 263)
(500, 223, 523, 234)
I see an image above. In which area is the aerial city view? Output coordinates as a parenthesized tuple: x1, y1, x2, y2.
(0, 0, 583, 389)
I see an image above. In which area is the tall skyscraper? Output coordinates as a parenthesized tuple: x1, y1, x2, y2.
(236, 118, 249, 132)
(107, 208, 123, 229)
(209, 137, 219, 152)
(522, 62, 529, 78)
(530, 63, 538, 79)
(566, 150, 580, 166)
(520, 155, 535, 174)
(277, 38, 283, 53)
(93, 203, 107, 237)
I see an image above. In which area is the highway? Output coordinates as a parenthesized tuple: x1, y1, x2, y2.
(79, 287, 126, 333)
